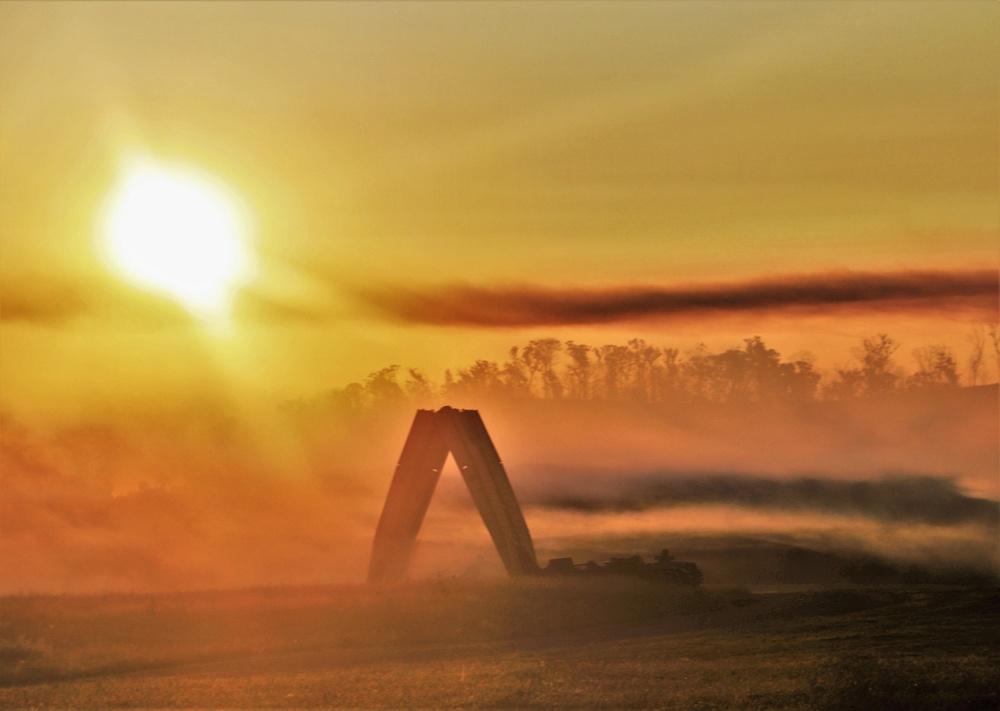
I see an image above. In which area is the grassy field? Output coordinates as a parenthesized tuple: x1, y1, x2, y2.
(1, 579, 997, 709)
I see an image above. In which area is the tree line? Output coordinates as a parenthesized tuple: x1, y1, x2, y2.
(284, 326, 1000, 416)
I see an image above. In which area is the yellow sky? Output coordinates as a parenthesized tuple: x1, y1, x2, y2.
(1, 1, 997, 413)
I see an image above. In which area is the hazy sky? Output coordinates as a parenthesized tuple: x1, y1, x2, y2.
(1, 1, 998, 593)
(1, 1, 997, 413)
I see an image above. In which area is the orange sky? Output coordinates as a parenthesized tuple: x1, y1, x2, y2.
(1, 1, 997, 414)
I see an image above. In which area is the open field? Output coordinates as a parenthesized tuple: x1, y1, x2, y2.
(1, 580, 997, 709)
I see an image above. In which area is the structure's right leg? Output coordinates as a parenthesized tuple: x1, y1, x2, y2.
(441, 408, 540, 576)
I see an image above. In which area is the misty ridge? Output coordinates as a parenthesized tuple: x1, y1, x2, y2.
(282, 329, 1000, 416)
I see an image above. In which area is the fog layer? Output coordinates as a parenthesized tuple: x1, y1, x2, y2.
(2, 383, 996, 593)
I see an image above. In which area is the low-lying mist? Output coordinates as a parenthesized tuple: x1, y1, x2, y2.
(2, 384, 996, 593)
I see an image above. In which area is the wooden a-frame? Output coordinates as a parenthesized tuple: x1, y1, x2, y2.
(368, 407, 539, 583)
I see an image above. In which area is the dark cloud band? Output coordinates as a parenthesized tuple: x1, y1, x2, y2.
(4, 268, 996, 327)
(357, 269, 999, 327)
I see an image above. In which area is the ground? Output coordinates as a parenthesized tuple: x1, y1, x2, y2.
(1, 580, 997, 709)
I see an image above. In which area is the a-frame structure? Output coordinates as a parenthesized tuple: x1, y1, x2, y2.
(368, 407, 539, 583)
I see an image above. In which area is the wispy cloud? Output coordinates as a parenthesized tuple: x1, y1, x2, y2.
(0, 275, 326, 327)
(355, 269, 998, 327)
(5, 268, 995, 328)
(0, 276, 189, 328)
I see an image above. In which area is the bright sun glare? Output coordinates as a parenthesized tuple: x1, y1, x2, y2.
(100, 157, 255, 319)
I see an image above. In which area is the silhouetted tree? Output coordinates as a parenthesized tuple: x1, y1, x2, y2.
(564, 341, 594, 400)
(449, 359, 503, 399)
(989, 323, 1000, 381)
(521, 338, 563, 398)
(739, 338, 821, 403)
(671, 337, 813, 404)
(856, 334, 901, 395)
(403, 368, 436, 405)
(500, 347, 531, 397)
(823, 367, 865, 401)
(597, 344, 632, 401)
(656, 347, 684, 402)
(743, 337, 782, 400)
(363, 366, 405, 407)
(626, 338, 661, 402)
(966, 327, 986, 386)
(908, 346, 959, 390)
(681, 343, 714, 402)
(786, 355, 821, 401)
(708, 346, 750, 402)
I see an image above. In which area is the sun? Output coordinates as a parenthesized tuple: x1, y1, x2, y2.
(100, 157, 255, 319)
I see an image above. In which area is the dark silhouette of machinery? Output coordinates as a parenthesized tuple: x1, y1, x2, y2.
(541, 549, 703, 586)
(368, 407, 701, 586)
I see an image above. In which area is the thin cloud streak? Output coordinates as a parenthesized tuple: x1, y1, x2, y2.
(356, 269, 999, 327)
(0, 276, 326, 327)
(0, 276, 190, 328)
(4, 268, 995, 328)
